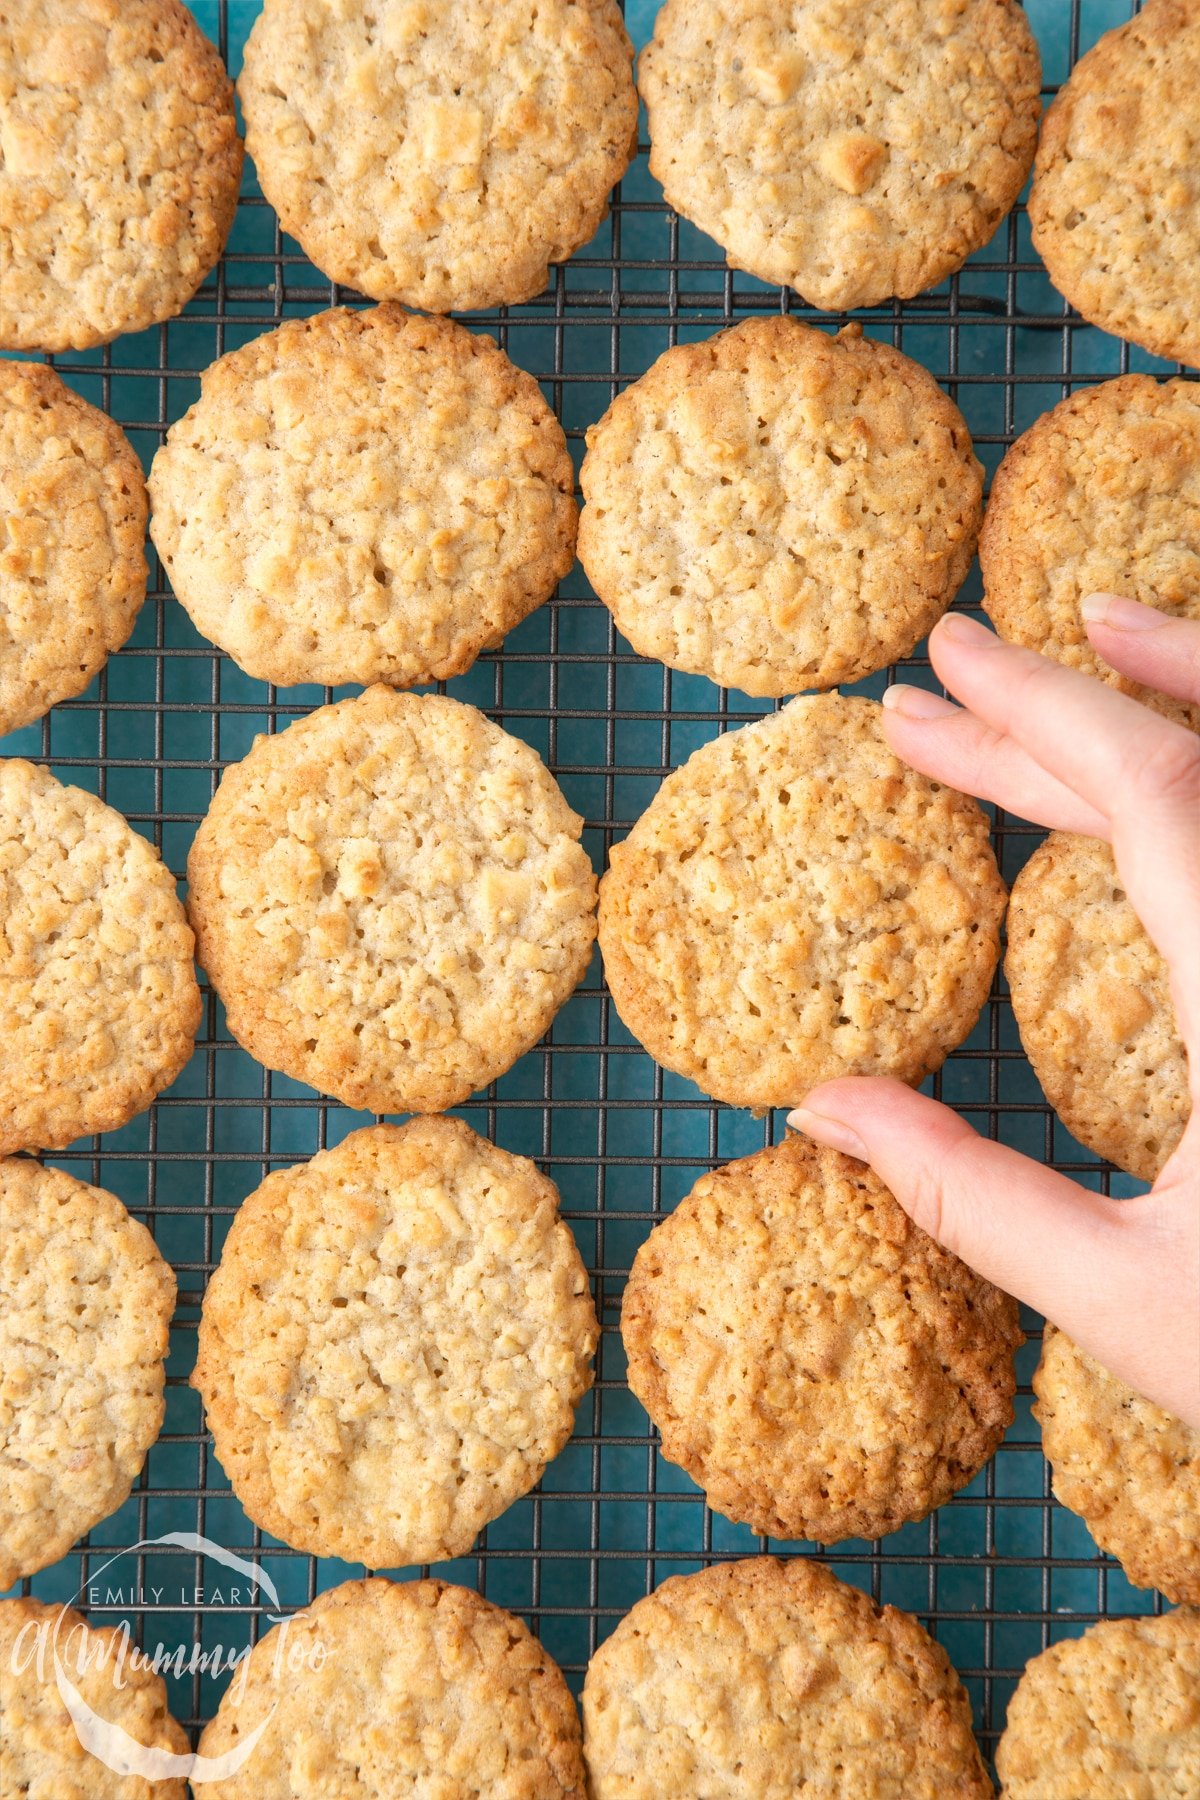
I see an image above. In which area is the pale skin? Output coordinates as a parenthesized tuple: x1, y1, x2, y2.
(789, 596, 1200, 1429)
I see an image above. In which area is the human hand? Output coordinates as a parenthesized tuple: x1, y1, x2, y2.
(789, 598, 1200, 1427)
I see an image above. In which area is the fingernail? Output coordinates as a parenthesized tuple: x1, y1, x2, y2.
(882, 684, 958, 721)
(935, 612, 996, 646)
(786, 1106, 868, 1161)
(1081, 592, 1170, 631)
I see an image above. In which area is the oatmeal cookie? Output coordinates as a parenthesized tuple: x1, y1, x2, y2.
(0, 759, 201, 1152)
(639, 0, 1041, 310)
(1005, 833, 1188, 1181)
(0, 0, 242, 352)
(1034, 1325, 1200, 1606)
(1030, 0, 1200, 369)
(582, 1557, 993, 1798)
(238, 0, 637, 313)
(0, 361, 148, 738)
(197, 1577, 586, 1798)
(981, 377, 1200, 731)
(0, 1159, 174, 1592)
(579, 319, 982, 697)
(0, 1597, 188, 1799)
(622, 1138, 1021, 1543)
(149, 307, 576, 690)
(996, 1609, 1200, 1800)
(597, 694, 1004, 1109)
(187, 686, 597, 1115)
(193, 1119, 598, 1566)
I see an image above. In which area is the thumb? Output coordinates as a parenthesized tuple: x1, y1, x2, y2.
(787, 1077, 1194, 1420)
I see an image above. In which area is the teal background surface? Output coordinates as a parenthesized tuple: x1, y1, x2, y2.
(3, 0, 1172, 1773)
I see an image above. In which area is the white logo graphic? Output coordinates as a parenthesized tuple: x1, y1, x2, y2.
(11, 1533, 323, 1784)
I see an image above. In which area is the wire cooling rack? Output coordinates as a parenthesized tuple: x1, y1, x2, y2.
(4, 0, 1178, 1775)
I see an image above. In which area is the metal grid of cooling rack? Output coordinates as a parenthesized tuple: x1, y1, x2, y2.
(4, 0, 1178, 1775)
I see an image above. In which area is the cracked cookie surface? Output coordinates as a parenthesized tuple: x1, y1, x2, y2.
(0, 759, 201, 1152)
(193, 1119, 598, 1567)
(239, 0, 637, 313)
(187, 686, 597, 1114)
(622, 1138, 1021, 1544)
(579, 319, 982, 697)
(639, 0, 1040, 310)
(0, 0, 241, 351)
(597, 694, 1004, 1109)
(150, 307, 576, 690)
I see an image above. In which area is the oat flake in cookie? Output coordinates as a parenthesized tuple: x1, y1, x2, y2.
(639, 0, 1041, 311)
(149, 307, 577, 690)
(597, 694, 1005, 1109)
(197, 1577, 587, 1799)
(193, 1119, 598, 1567)
(0, 759, 201, 1153)
(238, 0, 638, 314)
(1030, 0, 1200, 369)
(0, 361, 148, 738)
(582, 1558, 993, 1799)
(580, 318, 982, 697)
(0, 1598, 189, 1800)
(622, 1138, 1021, 1544)
(0, 1160, 175, 1591)
(1035, 1325, 1200, 1607)
(187, 687, 598, 1115)
(996, 1610, 1200, 1800)
(0, 0, 242, 353)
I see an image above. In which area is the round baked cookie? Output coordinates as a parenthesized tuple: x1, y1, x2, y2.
(981, 377, 1200, 731)
(193, 1118, 598, 1566)
(0, 1597, 189, 1798)
(0, 759, 201, 1153)
(1029, 0, 1200, 369)
(996, 1609, 1200, 1800)
(582, 1557, 992, 1798)
(639, 0, 1041, 311)
(623, 1138, 1021, 1544)
(0, 1160, 174, 1591)
(579, 319, 982, 697)
(1005, 832, 1188, 1181)
(197, 1577, 586, 1798)
(597, 694, 1004, 1109)
(149, 307, 576, 690)
(238, 0, 638, 314)
(0, 0, 242, 352)
(0, 362, 148, 738)
(1034, 1325, 1200, 1606)
(187, 686, 597, 1115)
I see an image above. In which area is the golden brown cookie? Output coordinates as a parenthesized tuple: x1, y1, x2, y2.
(0, 0, 242, 352)
(0, 361, 148, 737)
(582, 1557, 993, 1798)
(1005, 833, 1188, 1181)
(0, 759, 201, 1153)
(579, 319, 982, 697)
(193, 1119, 598, 1567)
(197, 1577, 587, 1798)
(1029, 0, 1200, 369)
(980, 377, 1200, 731)
(0, 1597, 189, 1799)
(0, 1159, 174, 1591)
(149, 307, 577, 690)
(996, 1609, 1200, 1800)
(639, 0, 1041, 310)
(597, 694, 1005, 1109)
(1034, 1325, 1200, 1607)
(622, 1138, 1021, 1543)
(187, 686, 597, 1115)
(238, 0, 637, 313)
